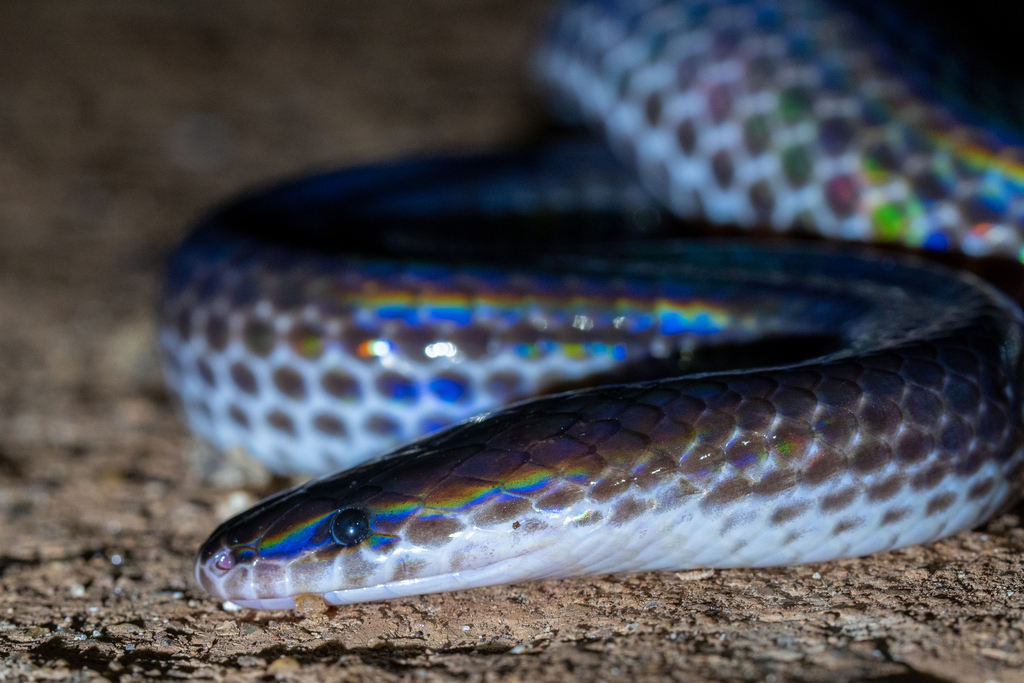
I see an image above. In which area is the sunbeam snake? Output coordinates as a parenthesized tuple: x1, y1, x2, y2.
(160, 0, 1024, 609)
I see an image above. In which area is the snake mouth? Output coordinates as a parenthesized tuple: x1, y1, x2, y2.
(194, 521, 292, 603)
(194, 539, 300, 604)
(194, 540, 230, 597)
(194, 536, 246, 599)
(205, 544, 576, 610)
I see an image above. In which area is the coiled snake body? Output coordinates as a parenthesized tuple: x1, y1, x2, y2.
(162, 0, 1024, 609)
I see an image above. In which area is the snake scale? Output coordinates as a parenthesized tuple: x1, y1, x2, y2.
(160, 0, 1024, 609)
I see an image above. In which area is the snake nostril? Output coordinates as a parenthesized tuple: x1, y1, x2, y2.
(331, 508, 370, 547)
(212, 549, 235, 572)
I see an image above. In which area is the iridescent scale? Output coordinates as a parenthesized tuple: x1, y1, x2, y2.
(162, 239, 746, 474)
(173, 0, 1024, 609)
(161, 143, 661, 475)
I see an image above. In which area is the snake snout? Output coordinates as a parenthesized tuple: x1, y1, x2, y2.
(194, 535, 235, 598)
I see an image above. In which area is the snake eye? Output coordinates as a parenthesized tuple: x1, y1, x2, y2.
(331, 508, 370, 547)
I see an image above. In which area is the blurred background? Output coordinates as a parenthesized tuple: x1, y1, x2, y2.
(0, 1, 548, 285)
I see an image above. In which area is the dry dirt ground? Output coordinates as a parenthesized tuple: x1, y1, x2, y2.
(0, 2, 1024, 682)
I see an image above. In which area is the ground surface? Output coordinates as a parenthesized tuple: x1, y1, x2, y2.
(1, 2, 1024, 682)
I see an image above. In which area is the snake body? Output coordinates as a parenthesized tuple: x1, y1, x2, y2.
(165, 0, 1024, 609)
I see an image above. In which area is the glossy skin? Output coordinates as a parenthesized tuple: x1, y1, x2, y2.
(169, 0, 1024, 609)
(187, 240, 1024, 609)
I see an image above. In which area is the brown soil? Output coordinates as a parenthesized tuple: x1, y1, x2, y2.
(0, 2, 1023, 681)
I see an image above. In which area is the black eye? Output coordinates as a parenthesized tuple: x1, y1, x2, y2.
(331, 508, 370, 547)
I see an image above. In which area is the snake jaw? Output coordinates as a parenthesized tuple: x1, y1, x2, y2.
(195, 518, 575, 609)
(195, 534, 337, 606)
(195, 532, 301, 610)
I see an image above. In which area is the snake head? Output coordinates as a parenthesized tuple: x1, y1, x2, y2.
(195, 479, 384, 609)
(194, 432, 577, 609)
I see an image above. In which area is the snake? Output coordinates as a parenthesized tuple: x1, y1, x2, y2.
(161, 0, 1024, 610)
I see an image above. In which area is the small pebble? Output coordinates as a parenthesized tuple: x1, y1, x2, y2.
(268, 656, 300, 673)
(674, 569, 715, 581)
(240, 623, 262, 636)
(222, 601, 243, 612)
(294, 593, 327, 616)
